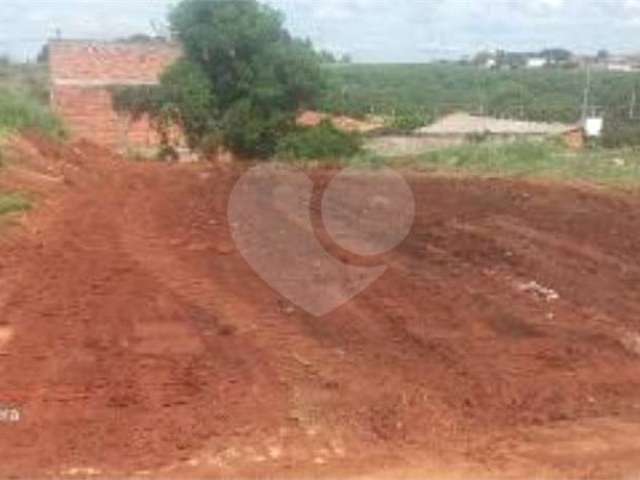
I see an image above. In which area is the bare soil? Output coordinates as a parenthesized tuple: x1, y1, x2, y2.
(1, 137, 640, 479)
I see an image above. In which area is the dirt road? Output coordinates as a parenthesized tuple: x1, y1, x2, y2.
(2, 138, 640, 479)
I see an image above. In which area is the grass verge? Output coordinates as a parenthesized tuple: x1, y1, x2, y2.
(0, 88, 65, 140)
(339, 140, 640, 188)
(0, 193, 31, 216)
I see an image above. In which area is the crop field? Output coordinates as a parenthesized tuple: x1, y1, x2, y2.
(321, 63, 640, 125)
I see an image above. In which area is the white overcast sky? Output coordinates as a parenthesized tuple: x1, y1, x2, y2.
(2, 0, 640, 62)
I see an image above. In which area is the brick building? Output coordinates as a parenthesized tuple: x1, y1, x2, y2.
(49, 39, 182, 150)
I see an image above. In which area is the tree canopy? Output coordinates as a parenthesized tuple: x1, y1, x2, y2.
(115, 0, 326, 158)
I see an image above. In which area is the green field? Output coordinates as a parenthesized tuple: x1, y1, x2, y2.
(321, 63, 640, 125)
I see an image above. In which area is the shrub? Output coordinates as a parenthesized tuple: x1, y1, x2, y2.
(276, 120, 362, 160)
(388, 113, 430, 133)
(222, 99, 292, 158)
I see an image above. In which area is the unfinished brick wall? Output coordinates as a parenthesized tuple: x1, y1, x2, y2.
(49, 40, 182, 150)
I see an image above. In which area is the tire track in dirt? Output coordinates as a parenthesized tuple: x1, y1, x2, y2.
(115, 166, 371, 474)
(0, 153, 288, 477)
(305, 172, 640, 475)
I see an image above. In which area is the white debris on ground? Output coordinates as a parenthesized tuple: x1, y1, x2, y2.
(516, 280, 560, 302)
(612, 157, 626, 167)
(620, 332, 640, 356)
(63, 467, 102, 477)
(0, 325, 14, 355)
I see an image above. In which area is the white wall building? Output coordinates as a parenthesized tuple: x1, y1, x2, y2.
(526, 57, 547, 69)
(607, 63, 634, 72)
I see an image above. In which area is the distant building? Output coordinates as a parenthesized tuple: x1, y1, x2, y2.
(415, 112, 575, 137)
(472, 49, 580, 70)
(49, 39, 182, 150)
(484, 57, 497, 69)
(366, 112, 583, 157)
(607, 62, 635, 72)
(526, 57, 548, 69)
(415, 112, 582, 149)
(603, 55, 640, 72)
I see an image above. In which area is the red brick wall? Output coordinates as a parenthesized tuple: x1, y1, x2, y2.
(49, 40, 182, 149)
(52, 85, 164, 148)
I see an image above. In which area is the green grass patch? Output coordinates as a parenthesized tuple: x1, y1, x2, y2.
(337, 140, 640, 187)
(0, 192, 31, 216)
(0, 88, 65, 139)
(275, 121, 362, 161)
(411, 141, 640, 186)
(416, 140, 562, 175)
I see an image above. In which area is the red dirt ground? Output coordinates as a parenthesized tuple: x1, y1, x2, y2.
(2, 137, 640, 479)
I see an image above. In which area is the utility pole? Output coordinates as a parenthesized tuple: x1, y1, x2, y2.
(581, 60, 592, 122)
(629, 84, 637, 120)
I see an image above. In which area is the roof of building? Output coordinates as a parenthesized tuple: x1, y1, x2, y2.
(416, 112, 577, 136)
(49, 39, 182, 87)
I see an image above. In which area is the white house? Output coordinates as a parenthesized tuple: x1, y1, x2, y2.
(526, 57, 547, 68)
(607, 63, 634, 73)
(484, 57, 497, 69)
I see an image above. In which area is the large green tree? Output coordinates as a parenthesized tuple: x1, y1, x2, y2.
(118, 0, 326, 158)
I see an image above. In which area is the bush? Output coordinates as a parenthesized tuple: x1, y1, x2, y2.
(388, 113, 430, 133)
(222, 99, 292, 158)
(0, 89, 64, 138)
(276, 120, 362, 160)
